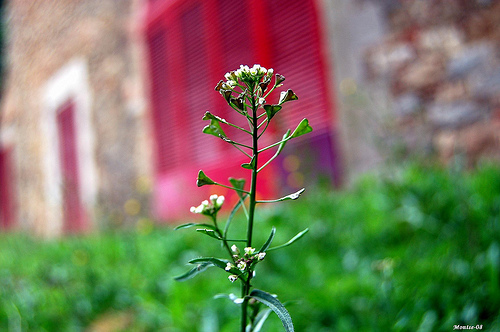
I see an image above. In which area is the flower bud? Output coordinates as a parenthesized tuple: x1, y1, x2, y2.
(228, 275, 238, 282)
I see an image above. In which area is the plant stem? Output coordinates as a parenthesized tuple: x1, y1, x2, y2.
(241, 92, 259, 332)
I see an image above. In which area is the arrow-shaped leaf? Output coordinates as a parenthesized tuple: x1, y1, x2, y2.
(249, 289, 294, 332)
(290, 118, 312, 138)
(203, 119, 226, 138)
(229, 178, 246, 199)
(263, 104, 282, 120)
(203, 111, 228, 124)
(241, 156, 256, 170)
(196, 170, 215, 187)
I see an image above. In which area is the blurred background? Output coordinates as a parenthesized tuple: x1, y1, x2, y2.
(0, 0, 499, 331)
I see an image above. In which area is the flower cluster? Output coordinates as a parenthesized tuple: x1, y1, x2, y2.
(225, 245, 266, 283)
(190, 194, 225, 216)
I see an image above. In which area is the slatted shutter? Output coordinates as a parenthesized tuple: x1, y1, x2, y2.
(0, 147, 15, 230)
(56, 100, 86, 233)
(145, 0, 339, 220)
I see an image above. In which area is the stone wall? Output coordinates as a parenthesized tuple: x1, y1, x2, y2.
(0, 0, 151, 235)
(364, 0, 500, 166)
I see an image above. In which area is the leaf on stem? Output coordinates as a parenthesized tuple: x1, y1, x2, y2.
(278, 89, 298, 105)
(259, 227, 276, 253)
(196, 170, 215, 187)
(174, 223, 217, 231)
(202, 111, 228, 124)
(290, 118, 312, 138)
(268, 228, 309, 252)
(196, 228, 223, 240)
(229, 178, 246, 199)
(241, 156, 256, 170)
(251, 308, 272, 332)
(257, 188, 305, 203)
(189, 257, 228, 270)
(224, 194, 248, 237)
(203, 119, 226, 138)
(174, 262, 212, 282)
(263, 104, 282, 121)
(249, 289, 294, 332)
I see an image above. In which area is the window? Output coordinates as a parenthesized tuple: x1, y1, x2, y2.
(0, 146, 15, 230)
(144, 0, 339, 219)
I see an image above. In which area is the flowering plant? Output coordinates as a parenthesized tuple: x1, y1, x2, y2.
(175, 64, 312, 332)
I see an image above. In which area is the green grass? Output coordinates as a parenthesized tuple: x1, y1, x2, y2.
(1, 163, 500, 331)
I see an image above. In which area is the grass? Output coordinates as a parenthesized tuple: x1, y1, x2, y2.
(0, 162, 500, 331)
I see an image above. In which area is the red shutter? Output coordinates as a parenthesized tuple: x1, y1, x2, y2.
(144, 0, 340, 220)
(0, 147, 16, 230)
(57, 100, 86, 233)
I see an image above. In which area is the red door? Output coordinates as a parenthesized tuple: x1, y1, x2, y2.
(57, 100, 86, 233)
(0, 147, 16, 230)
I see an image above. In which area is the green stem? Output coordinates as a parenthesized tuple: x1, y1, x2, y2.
(241, 92, 259, 332)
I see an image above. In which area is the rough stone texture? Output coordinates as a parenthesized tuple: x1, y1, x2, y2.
(0, 0, 151, 235)
(364, 0, 500, 165)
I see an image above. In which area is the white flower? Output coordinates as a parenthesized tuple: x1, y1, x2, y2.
(231, 245, 240, 255)
(228, 275, 238, 282)
(257, 252, 266, 260)
(244, 247, 255, 256)
(216, 195, 224, 207)
(225, 262, 234, 271)
(237, 261, 247, 271)
(258, 97, 265, 105)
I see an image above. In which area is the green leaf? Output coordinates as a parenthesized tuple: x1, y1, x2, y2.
(197, 170, 215, 187)
(290, 118, 312, 138)
(251, 308, 272, 332)
(229, 178, 246, 199)
(263, 104, 282, 120)
(196, 228, 222, 240)
(249, 289, 294, 332)
(203, 119, 226, 138)
(241, 156, 256, 170)
(277, 130, 292, 155)
(259, 227, 276, 253)
(188, 257, 228, 270)
(174, 262, 212, 282)
(278, 89, 298, 104)
(174, 223, 217, 231)
(257, 188, 305, 203)
(268, 228, 309, 252)
(202, 111, 227, 124)
(282, 188, 305, 201)
(224, 194, 248, 238)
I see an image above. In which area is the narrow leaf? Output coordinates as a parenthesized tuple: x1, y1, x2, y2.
(251, 308, 272, 332)
(263, 104, 282, 120)
(196, 170, 215, 187)
(268, 228, 309, 252)
(259, 227, 276, 253)
(224, 194, 248, 237)
(203, 119, 226, 138)
(189, 257, 228, 270)
(257, 188, 305, 203)
(196, 229, 222, 240)
(249, 289, 294, 332)
(174, 223, 216, 231)
(290, 118, 312, 138)
(174, 262, 212, 282)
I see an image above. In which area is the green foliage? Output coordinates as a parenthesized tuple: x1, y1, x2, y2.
(1, 163, 500, 330)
